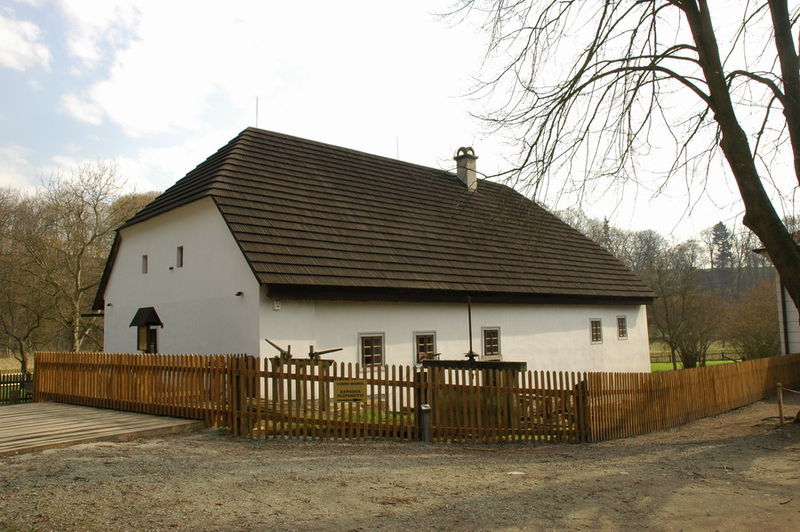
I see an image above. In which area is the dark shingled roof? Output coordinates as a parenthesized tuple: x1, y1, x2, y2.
(95, 128, 653, 309)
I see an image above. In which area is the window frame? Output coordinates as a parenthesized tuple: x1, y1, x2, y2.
(590, 319, 603, 344)
(616, 315, 628, 340)
(141, 254, 148, 274)
(358, 332, 385, 367)
(482, 326, 501, 359)
(413, 331, 436, 365)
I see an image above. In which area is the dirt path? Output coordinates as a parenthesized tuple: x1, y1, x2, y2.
(1, 397, 798, 531)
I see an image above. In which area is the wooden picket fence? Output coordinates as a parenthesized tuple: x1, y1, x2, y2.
(34, 352, 587, 443)
(32, 351, 800, 443)
(34, 352, 243, 428)
(587, 352, 800, 441)
(0, 372, 34, 405)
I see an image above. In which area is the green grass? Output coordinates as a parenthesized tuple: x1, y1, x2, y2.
(651, 360, 736, 372)
(0, 356, 27, 373)
(650, 340, 737, 360)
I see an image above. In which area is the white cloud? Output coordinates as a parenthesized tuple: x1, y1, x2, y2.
(57, 0, 139, 69)
(0, 13, 50, 71)
(115, 130, 239, 192)
(0, 145, 37, 189)
(46, 130, 235, 194)
(60, 93, 103, 124)
(55, 0, 491, 154)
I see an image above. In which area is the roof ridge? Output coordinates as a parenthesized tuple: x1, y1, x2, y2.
(241, 127, 461, 177)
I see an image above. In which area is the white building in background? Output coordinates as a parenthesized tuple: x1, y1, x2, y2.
(95, 128, 654, 372)
(776, 280, 800, 354)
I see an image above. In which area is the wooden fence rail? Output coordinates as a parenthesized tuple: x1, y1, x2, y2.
(32, 351, 800, 443)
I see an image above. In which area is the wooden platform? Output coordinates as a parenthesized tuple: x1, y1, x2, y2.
(0, 402, 204, 457)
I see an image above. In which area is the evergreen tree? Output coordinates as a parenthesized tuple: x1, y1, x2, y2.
(711, 222, 733, 269)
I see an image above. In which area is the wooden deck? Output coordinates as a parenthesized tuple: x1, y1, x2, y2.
(0, 403, 204, 457)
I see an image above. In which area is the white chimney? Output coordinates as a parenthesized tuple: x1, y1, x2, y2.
(454, 146, 478, 192)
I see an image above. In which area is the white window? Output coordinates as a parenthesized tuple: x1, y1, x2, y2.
(617, 316, 628, 339)
(176, 246, 184, 268)
(359, 333, 384, 366)
(414, 332, 436, 365)
(482, 327, 501, 358)
(141, 254, 148, 274)
(590, 319, 602, 343)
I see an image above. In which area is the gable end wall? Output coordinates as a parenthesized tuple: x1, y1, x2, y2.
(102, 198, 260, 355)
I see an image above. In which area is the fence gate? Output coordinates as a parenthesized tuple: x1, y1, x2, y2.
(419, 366, 588, 443)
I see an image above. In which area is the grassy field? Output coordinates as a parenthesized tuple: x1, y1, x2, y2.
(651, 360, 735, 372)
(0, 356, 30, 374)
(649, 340, 743, 372)
(649, 340, 740, 361)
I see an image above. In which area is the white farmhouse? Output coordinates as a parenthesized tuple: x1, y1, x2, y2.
(94, 128, 654, 372)
(776, 281, 800, 354)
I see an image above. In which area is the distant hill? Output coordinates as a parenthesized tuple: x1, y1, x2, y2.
(695, 267, 775, 297)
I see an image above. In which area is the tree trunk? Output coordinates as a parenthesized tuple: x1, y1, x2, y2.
(13, 339, 29, 375)
(684, 1, 800, 320)
(767, 0, 800, 184)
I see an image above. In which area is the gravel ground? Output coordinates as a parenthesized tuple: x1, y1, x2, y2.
(1, 397, 799, 531)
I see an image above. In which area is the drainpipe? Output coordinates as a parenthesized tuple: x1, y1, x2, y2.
(781, 282, 790, 355)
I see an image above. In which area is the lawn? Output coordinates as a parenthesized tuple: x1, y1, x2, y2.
(651, 360, 736, 372)
(0, 356, 28, 374)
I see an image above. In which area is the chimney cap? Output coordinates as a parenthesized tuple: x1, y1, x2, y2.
(455, 146, 477, 159)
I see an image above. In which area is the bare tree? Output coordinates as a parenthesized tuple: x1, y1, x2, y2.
(6, 164, 156, 353)
(722, 280, 780, 359)
(647, 240, 720, 368)
(453, 1, 800, 317)
(0, 191, 54, 373)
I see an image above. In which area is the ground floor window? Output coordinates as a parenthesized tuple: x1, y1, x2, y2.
(590, 319, 603, 343)
(617, 316, 628, 339)
(359, 333, 384, 366)
(414, 332, 436, 364)
(482, 327, 500, 358)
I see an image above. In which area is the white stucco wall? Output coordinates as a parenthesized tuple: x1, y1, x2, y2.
(260, 297, 650, 372)
(102, 198, 260, 355)
(777, 278, 800, 354)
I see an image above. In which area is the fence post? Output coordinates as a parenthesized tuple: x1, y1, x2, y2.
(414, 368, 427, 440)
(575, 377, 591, 443)
(777, 382, 784, 426)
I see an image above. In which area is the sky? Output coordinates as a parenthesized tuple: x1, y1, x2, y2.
(0, 0, 793, 242)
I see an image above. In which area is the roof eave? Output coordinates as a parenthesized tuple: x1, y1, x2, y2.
(92, 232, 121, 311)
(264, 283, 654, 306)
